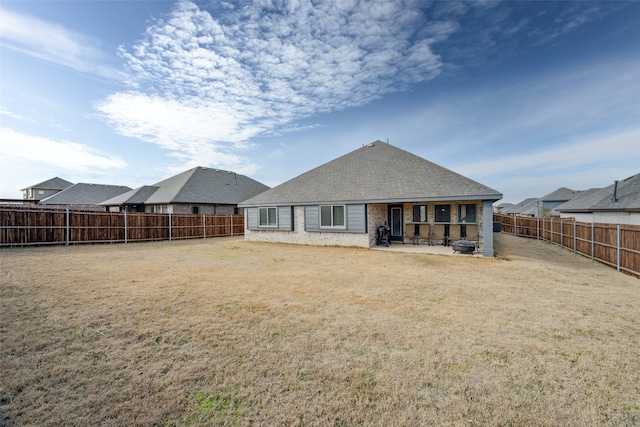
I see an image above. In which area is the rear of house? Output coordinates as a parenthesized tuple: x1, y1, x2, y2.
(239, 141, 502, 256)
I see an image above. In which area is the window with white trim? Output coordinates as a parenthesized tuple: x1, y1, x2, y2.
(259, 207, 277, 227)
(320, 205, 345, 228)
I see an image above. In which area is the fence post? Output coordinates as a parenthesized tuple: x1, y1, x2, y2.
(560, 220, 563, 248)
(203, 214, 206, 239)
(65, 209, 70, 246)
(573, 219, 576, 253)
(537, 217, 540, 240)
(617, 225, 621, 272)
(169, 213, 172, 241)
(591, 222, 594, 260)
(230, 215, 234, 237)
(124, 211, 127, 243)
(514, 215, 517, 236)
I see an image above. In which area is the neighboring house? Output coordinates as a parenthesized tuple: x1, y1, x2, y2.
(494, 202, 514, 213)
(239, 141, 503, 256)
(557, 173, 640, 225)
(39, 183, 132, 207)
(100, 167, 270, 214)
(21, 177, 73, 202)
(502, 198, 538, 216)
(534, 187, 581, 217)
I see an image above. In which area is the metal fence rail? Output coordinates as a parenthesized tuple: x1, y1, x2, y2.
(494, 214, 640, 277)
(0, 206, 244, 247)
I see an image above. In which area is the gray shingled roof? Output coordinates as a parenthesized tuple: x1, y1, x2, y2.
(501, 198, 538, 215)
(100, 167, 269, 206)
(99, 186, 160, 206)
(558, 173, 640, 212)
(541, 187, 580, 202)
(22, 177, 73, 191)
(239, 141, 502, 207)
(39, 183, 132, 205)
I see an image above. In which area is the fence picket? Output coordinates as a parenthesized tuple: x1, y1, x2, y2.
(494, 214, 639, 277)
(0, 206, 243, 247)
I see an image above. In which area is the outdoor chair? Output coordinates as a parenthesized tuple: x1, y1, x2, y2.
(431, 224, 446, 246)
(463, 224, 479, 248)
(405, 224, 419, 244)
(413, 224, 431, 245)
(417, 223, 431, 245)
(448, 224, 461, 243)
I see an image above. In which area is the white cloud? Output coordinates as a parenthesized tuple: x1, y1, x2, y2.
(97, 0, 453, 171)
(0, 128, 128, 197)
(463, 128, 640, 179)
(0, 7, 120, 80)
(0, 128, 126, 172)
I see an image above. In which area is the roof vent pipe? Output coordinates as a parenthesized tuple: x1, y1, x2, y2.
(612, 180, 619, 202)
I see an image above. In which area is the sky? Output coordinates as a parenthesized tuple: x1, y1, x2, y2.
(1, 1, 639, 203)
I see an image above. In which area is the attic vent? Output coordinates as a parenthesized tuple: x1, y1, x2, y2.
(367, 143, 375, 147)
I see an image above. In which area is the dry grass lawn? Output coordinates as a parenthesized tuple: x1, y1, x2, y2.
(1, 234, 639, 426)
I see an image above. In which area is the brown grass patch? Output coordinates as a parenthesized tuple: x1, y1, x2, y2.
(1, 234, 639, 426)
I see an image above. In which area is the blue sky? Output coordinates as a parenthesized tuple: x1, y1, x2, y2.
(1, 0, 638, 203)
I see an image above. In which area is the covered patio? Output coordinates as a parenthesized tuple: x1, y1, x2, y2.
(370, 240, 484, 256)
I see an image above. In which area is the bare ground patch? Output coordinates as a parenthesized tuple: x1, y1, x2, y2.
(1, 234, 638, 426)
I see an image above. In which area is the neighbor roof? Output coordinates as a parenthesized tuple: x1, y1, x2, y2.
(101, 167, 270, 206)
(21, 177, 73, 191)
(502, 198, 538, 215)
(540, 187, 580, 202)
(39, 183, 132, 205)
(99, 186, 160, 206)
(239, 141, 502, 207)
(558, 173, 640, 213)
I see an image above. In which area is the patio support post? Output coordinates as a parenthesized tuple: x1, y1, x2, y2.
(482, 200, 494, 257)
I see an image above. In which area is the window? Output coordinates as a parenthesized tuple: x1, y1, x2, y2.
(412, 205, 427, 222)
(458, 204, 476, 223)
(320, 205, 345, 228)
(259, 207, 277, 227)
(192, 206, 199, 214)
(435, 204, 451, 223)
(38, 190, 45, 195)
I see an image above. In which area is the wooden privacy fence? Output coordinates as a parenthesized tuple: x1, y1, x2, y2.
(494, 213, 640, 277)
(0, 206, 244, 247)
